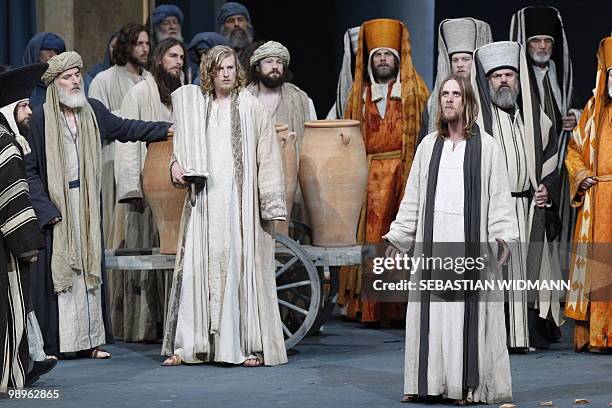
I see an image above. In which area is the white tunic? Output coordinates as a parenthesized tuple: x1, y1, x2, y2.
(57, 115, 106, 353)
(428, 139, 466, 398)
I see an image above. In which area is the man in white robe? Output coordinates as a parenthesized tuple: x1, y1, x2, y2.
(111, 38, 185, 342)
(162, 45, 287, 367)
(88, 23, 151, 248)
(384, 75, 518, 404)
(472, 41, 562, 351)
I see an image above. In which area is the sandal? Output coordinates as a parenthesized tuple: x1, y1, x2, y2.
(242, 357, 263, 367)
(162, 354, 182, 366)
(90, 348, 111, 359)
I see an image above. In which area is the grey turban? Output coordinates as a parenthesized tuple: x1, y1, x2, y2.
(249, 41, 290, 67)
(41, 51, 83, 86)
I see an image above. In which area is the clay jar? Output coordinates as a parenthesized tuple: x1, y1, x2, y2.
(275, 123, 298, 237)
(142, 136, 186, 254)
(299, 120, 368, 246)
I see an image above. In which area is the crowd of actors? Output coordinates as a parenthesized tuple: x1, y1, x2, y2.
(0, 2, 609, 405)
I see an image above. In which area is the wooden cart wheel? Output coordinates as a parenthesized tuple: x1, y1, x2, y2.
(275, 233, 320, 350)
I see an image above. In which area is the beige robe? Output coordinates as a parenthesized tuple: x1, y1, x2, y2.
(88, 65, 150, 248)
(109, 75, 172, 342)
(162, 86, 288, 366)
(384, 131, 518, 403)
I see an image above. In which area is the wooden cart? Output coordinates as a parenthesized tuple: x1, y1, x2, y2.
(105, 235, 364, 349)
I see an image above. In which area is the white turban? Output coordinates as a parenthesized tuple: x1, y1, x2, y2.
(249, 41, 290, 67)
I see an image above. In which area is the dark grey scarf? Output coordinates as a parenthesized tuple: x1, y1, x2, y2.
(418, 125, 482, 398)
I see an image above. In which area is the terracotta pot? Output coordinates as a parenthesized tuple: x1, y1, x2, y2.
(142, 136, 186, 254)
(275, 123, 298, 237)
(299, 119, 368, 246)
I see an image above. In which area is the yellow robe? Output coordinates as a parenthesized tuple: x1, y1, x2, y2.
(565, 102, 612, 351)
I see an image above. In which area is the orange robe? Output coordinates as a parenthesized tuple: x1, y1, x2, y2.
(565, 102, 612, 351)
(340, 82, 407, 322)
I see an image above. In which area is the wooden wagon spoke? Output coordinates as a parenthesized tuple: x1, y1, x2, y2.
(278, 299, 308, 316)
(275, 255, 299, 278)
(281, 322, 292, 337)
(276, 280, 311, 291)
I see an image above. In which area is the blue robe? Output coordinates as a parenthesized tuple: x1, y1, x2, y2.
(22, 33, 66, 109)
(24, 98, 171, 355)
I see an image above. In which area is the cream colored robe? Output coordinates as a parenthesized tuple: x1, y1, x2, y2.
(162, 86, 288, 366)
(384, 131, 519, 403)
(108, 75, 172, 342)
(88, 65, 150, 248)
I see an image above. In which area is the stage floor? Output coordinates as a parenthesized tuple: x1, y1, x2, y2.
(4, 318, 611, 407)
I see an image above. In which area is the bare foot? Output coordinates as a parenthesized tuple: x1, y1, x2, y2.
(90, 348, 111, 359)
(162, 354, 182, 366)
(242, 357, 263, 367)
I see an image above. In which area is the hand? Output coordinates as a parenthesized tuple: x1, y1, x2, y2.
(49, 216, 61, 225)
(579, 177, 597, 192)
(534, 184, 549, 207)
(561, 114, 577, 131)
(171, 161, 187, 186)
(496, 238, 510, 268)
(384, 242, 405, 260)
(167, 125, 175, 136)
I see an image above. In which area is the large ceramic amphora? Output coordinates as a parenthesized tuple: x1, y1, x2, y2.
(142, 136, 187, 254)
(299, 120, 367, 246)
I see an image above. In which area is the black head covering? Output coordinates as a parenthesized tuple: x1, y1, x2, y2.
(524, 6, 560, 41)
(0, 63, 49, 107)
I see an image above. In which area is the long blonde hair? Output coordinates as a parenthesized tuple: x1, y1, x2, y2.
(199, 45, 247, 94)
(435, 74, 479, 139)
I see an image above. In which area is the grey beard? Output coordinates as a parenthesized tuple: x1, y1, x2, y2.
(529, 49, 551, 65)
(155, 28, 183, 43)
(608, 83, 612, 99)
(489, 83, 519, 110)
(57, 85, 87, 108)
(221, 25, 254, 49)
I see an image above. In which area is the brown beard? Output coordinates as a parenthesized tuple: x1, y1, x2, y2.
(256, 69, 286, 88)
(155, 68, 182, 107)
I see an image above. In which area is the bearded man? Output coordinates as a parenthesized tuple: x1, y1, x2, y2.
(0, 63, 52, 393)
(24, 52, 172, 358)
(472, 41, 562, 351)
(22, 33, 66, 108)
(247, 41, 316, 145)
(161, 45, 287, 367)
(216, 2, 254, 66)
(0, 64, 58, 385)
(511, 6, 581, 276)
(111, 38, 185, 342)
(564, 37, 612, 353)
(418, 18, 492, 144)
(384, 75, 516, 405)
(150, 4, 184, 46)
(89, 23, 151, 250)
(338, 18, 429, 323)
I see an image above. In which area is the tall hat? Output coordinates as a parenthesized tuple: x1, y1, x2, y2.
(476, 41, 520, 76)
(442, 19, 478, 55)
(0, 62, 48, 154)
(363, 19, 402, 54)
(0, 62, 48, 108)
(523, 6, 559, 42)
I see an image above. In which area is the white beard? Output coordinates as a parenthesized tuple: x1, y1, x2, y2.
(608, 83, 612, 99)
(57, 85, 87, 108)
(529, 49, 551, 65)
